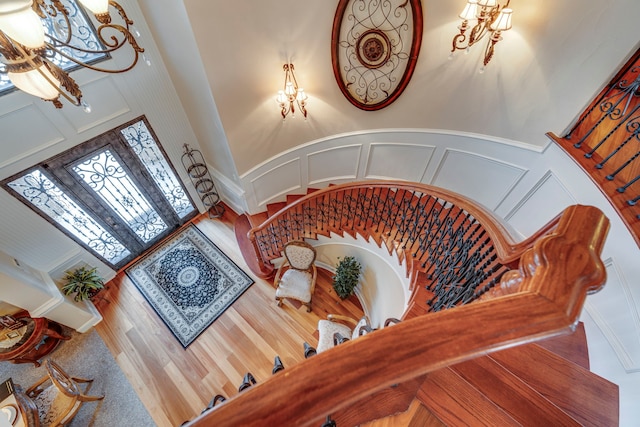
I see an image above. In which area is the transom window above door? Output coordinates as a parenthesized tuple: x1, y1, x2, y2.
(2, 116, 197, 269)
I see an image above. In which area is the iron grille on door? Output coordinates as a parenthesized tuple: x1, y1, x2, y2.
(2, 116, 197, 269)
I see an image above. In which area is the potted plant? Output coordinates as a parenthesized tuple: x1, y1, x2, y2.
(332, 256, 362, 300)
(61, 266, 105, 302)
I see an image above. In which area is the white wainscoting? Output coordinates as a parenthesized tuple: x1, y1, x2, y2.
(239, 128, 640, 425)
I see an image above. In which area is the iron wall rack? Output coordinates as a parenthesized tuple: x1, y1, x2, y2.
(181, 144, 224, 218)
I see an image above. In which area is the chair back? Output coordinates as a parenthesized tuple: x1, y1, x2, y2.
(46, 359, 81, 397)
(283, 241, 316, 271)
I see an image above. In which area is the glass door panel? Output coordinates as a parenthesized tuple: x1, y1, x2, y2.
(72, 149, 168, 243)
(7, 169, 131, 265)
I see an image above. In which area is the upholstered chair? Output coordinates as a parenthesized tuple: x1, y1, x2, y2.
(316, 316, 401, 353)
(26, 359, 104, 426)
(274, 240, 317, 312)
(316, 314, 374, 353)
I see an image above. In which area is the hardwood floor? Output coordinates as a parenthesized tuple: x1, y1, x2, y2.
(94, 209, 364, 427)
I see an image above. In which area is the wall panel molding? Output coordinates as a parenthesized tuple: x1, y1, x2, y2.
(308, 144, 362, 185)
(430, 148, 528, 211)
(365, 142, 435, 182)
(250, 158, 302, 208)
(585, 258, 640, 372)
(504, 170, 577, 238)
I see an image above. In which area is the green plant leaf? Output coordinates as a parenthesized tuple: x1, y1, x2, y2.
(62, 266, 105, 301)
(332, 256, 362, 300)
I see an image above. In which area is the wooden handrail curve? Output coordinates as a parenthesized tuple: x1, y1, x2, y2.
(247, 181, 572, 311)
(248, 181, 564, 267)
(185, 203, 609, 426)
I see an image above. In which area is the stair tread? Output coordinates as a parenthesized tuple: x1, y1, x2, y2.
(266, 202, 286, 218)
(286, 194, 304, 204)
(362, 399, 445, 427)
(451, 357, 582, 426)
(536, 322, 589, 369)
(247, 212, 269, 228)
(490, 341, 619, 427)
(418, 368, 520, 426)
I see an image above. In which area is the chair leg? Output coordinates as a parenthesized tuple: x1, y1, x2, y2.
(78, 393, 105, 402)
(276, 297, 283, 307)
(304, 301, 312, 312)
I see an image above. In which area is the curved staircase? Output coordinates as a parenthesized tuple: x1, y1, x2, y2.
(186, 181, 618, 426)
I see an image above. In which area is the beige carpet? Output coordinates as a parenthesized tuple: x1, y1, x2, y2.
(0, 327, 154, 426)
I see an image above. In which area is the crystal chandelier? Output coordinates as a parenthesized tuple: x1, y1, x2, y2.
(0, 0, 144, 109)
(450, 0, 513, 71)
(276, 63, 308, 120)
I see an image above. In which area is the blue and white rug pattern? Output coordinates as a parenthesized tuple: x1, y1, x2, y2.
(126, 225, 254, 347)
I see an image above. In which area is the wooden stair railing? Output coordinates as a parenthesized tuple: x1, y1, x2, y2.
(245, 181, 565, 313)
(187, 200, 610, 426)
(549, 46, 640, 247)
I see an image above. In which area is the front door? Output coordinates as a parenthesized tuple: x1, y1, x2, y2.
(3, 116, 197, 269)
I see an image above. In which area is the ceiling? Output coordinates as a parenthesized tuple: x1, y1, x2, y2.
(133, 0, 640, 179)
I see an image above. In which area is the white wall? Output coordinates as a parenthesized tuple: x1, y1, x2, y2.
(240, 128, 640, 426)
(182, 0, 640, 175)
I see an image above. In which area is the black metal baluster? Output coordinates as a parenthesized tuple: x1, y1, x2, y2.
(389, 188, 413, 241)
(586, 106, 640, 159)
(576, 86, 640, 149)
(606, 150, 640, 180)
(407, 195, 435, 251)
(414, 200, 442, 261)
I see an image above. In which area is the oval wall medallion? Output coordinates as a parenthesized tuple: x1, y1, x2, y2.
(331, 0, 423, 111)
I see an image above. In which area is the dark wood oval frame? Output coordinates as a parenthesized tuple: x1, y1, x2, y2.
(331, 0, 424, 111)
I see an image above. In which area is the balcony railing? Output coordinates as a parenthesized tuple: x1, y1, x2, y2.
(549, 47, 640, 247)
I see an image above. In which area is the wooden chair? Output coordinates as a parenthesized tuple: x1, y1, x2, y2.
(25, 359, 104, 426)
(274, 240, 317, 312)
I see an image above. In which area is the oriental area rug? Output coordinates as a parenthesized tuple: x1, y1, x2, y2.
(126, 224, 254, 347)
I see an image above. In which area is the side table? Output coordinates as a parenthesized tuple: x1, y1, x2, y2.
(0, 312, 69, 367)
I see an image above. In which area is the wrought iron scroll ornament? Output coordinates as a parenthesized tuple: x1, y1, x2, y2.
(331, 0, 423, 110)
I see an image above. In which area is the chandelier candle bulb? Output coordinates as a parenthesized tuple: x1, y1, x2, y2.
(459, 0, 478, 20)
(490, 8, 512, 31)
(0, 0, 45, 49)
(0, 0, 144, 108)
(78, 0, 109, 15)
(8, 65, 60, 100)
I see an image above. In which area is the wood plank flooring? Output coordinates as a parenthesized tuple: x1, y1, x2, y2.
(94, 209, 364, 427)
